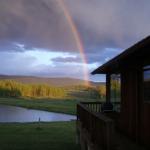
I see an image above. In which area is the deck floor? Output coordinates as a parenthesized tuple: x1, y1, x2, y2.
(113, 131, 147, 150)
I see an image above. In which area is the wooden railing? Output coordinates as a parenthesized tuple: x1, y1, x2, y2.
(81, 102, 103, 112)
(77, 102, 120, 150)
(79, 101, 120, 113)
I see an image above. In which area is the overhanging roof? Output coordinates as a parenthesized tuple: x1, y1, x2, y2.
(92, 36, 150, 74)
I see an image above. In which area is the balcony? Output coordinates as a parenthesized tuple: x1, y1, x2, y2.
(77, 102, 146, 150)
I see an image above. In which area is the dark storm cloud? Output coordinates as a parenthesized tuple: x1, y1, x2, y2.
(86, 48, 122, 64)
(0, 0, 150, 68)
(0, 0, 77, 52)
(66, 0, 150, 50)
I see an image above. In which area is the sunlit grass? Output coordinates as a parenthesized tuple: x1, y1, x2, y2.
(0, 97, 77, 115)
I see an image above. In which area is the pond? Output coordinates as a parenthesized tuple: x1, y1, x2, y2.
(0, 105, 76, 123)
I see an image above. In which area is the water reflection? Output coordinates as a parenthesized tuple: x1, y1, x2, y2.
(0, 105, 76, 123)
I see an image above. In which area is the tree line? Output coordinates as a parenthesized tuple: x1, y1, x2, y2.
(0, 80, 114, 100)
(0, 80, 66, 98)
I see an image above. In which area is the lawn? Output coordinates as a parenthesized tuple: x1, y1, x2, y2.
(0, 98, 80, 150)
(0, 97, 78, 115)
(0, 121, 80, 150)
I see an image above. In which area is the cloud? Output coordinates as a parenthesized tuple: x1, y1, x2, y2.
(31, 63, 85, 79)
(84, 48, 122, 65)
(0, 0, 150, 81)
(0, 0, 77, 52)
(0, 0, 150, 54)
(66, 0, 150, 50)
(51, 56, 81, 63)
(0, 51, 85, 79)
(0, 52, 37, 75)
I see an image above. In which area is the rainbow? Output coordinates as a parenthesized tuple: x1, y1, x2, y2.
(56, 0, 89, 86)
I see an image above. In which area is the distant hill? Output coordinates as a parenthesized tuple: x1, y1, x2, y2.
(0, 75, 104, 87)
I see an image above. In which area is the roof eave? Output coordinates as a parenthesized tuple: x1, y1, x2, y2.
(91, 36, 150, 75)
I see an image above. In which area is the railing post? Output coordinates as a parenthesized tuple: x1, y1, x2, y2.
(106, 74, 111, 103)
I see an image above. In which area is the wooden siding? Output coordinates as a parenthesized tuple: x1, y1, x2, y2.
(140, 102, 150, 147)
(119, 69, 140, 139)
(118, 67, 150, 148)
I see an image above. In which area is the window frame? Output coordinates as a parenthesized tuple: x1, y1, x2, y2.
(110, 74, 121, 112)
(143, 65, 150, 102)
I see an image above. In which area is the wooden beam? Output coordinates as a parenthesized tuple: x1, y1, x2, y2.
(106, 74, 111, 103)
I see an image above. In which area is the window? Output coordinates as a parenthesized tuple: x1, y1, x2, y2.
(143, 65, 150, 101)
(111, 74, 121, 102)
(110, 74, 121, 112)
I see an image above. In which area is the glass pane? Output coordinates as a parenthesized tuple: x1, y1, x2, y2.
(111, 74, 121, 112)
(144, 65, 150, 70)
(111, 74, 121, 102)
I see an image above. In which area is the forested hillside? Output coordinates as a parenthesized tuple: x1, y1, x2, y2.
(0, 75, 104, 87)
(0, 80, 104, 99)
(0, 80, 67, 98)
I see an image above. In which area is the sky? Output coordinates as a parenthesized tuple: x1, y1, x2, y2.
(0, 0, 150, 82)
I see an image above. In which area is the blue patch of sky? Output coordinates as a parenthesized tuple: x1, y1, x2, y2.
(23, 48, 80, 66)
(0, 42, 123, 82)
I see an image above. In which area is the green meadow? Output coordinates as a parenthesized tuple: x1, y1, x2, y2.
(0, 98, 80, 150)
(0, 79, 106, 150)
(0, 97, 77, 115)
(0, 122, 80, 150)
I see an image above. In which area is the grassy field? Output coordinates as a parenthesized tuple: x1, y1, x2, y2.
(0, 97, 78, 115)
(0, 121, 80, 150)
(0, 98, 81, 150)
(0, 97, 98, 150)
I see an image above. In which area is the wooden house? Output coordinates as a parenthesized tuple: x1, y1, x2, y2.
(77, 36, 150, 150)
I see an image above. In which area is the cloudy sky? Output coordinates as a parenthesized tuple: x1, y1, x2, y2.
(0, 0, 150, 81)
